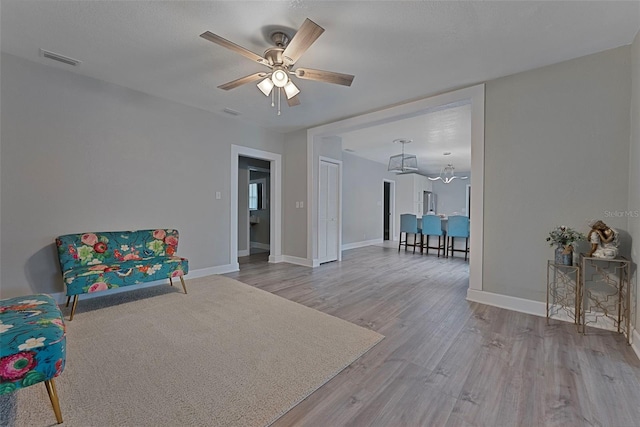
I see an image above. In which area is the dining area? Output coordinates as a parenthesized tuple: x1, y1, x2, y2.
(398, 213, 470, 261)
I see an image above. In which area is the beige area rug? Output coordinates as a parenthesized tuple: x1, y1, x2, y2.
(0, 275, 383, 427)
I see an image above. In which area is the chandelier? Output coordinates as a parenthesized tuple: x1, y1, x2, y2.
(428, 164, 468, 184)
(388, 139, 418, 173)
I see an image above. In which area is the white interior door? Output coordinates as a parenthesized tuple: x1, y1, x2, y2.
(318, 160, 339, 263)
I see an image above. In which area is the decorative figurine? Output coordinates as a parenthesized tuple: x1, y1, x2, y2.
(587, 220, 619, 259)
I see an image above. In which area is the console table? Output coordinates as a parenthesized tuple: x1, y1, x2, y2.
(579, 254, 631, 345)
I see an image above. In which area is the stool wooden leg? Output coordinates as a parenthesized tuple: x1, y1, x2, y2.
(69, 295, 79, 321)
(44, 379, 63, 424)
(465, 237, 469, 261)
(179, 275, 188, 294)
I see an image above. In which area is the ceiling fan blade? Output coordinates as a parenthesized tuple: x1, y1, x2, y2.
(200, 31, 269, 66)
(282, 18, 325, 65)
(295, 67, 354, 86)
(217, 72, 267, 91)
(286, 95, 301, 107)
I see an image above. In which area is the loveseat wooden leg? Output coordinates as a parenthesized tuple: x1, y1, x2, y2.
(65, 296, 70, 307)
(179, 275, 188, 294)
(44, 379, 63, 424)
(169, 277, 174, 287)
(69, 295, 79, 321)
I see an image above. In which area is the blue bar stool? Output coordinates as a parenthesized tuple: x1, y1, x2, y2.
(399, 214, 422, 254)
(421, 215, 445, 257)
(446, 215, 470, 261)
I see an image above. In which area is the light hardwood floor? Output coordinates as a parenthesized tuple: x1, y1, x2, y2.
(227, 246, 640, 427)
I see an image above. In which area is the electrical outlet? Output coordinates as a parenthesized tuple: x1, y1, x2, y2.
(215, 192, 221, 200)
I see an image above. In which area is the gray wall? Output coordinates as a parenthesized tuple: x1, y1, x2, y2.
(341, 152, 396, 245)
(0, 53, 284, 298)
(282, 130, 307, 259)
(483, 46, 631, 302)
(428, 173, 471, 216)
(630, 30, 640, 333)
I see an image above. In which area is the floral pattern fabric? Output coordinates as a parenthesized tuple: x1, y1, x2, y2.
(0, 294, 66, 395)
(56, 229, 189, 296)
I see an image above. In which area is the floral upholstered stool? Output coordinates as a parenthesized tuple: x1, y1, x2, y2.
(0, 294, 66, 424)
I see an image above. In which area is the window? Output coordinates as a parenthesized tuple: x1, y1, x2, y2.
(249, 183, 258, 210)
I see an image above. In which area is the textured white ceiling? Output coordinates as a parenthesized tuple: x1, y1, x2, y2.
(341, 103, 471, 175)
(1, 1, 638, 138)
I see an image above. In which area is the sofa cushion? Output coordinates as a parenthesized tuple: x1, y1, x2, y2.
(0, 294, 66, 394)
(63, 256, 188, 296)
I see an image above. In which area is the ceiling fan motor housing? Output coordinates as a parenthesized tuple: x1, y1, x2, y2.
(270, 31, 290, 48)
(263, 47, 285, 67)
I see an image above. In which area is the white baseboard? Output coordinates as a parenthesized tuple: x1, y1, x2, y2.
(466, 289, 546, 318)
(278, 255, 314, 267)
(250, 241, 270, 250)
(341, 238, 383, 251)
(49, 263, 239, 304)
(269, 254, 282, 263)
(632, 328, 640, 361)
(237, 249, 250, 257)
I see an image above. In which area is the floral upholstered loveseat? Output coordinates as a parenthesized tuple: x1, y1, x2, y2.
(0, 294, 66, 423)
(55, 229, 189, 320)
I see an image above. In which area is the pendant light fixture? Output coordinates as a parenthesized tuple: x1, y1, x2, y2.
(388, 139, 418, 173)
(428, 163, 468, 184)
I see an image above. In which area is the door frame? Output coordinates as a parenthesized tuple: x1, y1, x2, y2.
(230, 145, 282, 268)
(318, 156, 342, 263)
(306, 84, 484, 292)
(383, 179, 396, 241)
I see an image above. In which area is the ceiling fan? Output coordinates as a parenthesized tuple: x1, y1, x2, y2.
(200, 18, 355, 114)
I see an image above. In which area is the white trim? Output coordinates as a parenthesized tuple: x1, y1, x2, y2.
(48, 264, 239, 304)
(237, 249, 250, 257)
(250, 241, 270, 250)
(466, 289, 546, 318)
(306, 135, 314, 262)
(231, 145, 282, 266)
(632, 328, 640, 361)
(306, 84, 485, 295)
(279, 255, 314, 267)
(383, 179, 396, 241)
(342, 238, 384, 251)
(465, 184, 471, 218)
(468, 86, 485, 291)
(269, 254, 282, 263)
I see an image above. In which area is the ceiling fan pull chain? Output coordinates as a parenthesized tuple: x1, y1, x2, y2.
(271, 88, 275, 107)
(277, 88, 281, 116)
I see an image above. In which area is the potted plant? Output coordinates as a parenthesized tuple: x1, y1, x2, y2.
(546, 226, 586, 266)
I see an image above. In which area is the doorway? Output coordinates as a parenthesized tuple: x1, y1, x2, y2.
(306, 84, 484, 291)
(383, 179, 395, 241)
(238, 157, 271, 261)
(230, 145, 282, 271)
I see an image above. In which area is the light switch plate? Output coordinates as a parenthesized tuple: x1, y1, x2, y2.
(215, 191, 221, 200)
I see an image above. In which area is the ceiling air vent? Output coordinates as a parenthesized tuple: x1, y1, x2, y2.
(223, 108, 241, 116)
(39, 49, 81, 67)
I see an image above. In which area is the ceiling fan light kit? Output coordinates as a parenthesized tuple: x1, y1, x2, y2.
(200, 18, 354, 116)
(257, 78, 274, 96)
